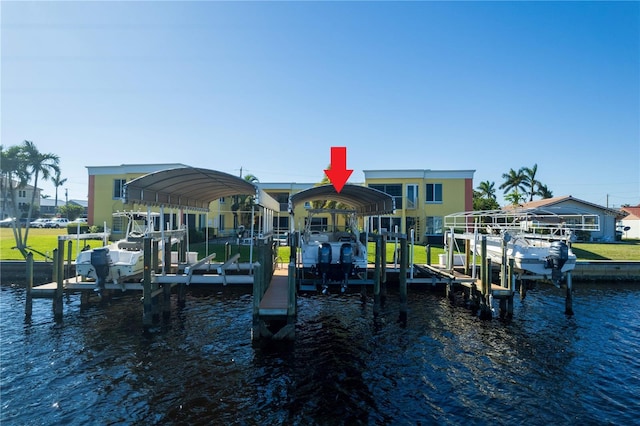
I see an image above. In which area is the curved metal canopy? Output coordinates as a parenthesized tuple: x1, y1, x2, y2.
(289, 184, 395, 216)
(125, 166, 279, 211)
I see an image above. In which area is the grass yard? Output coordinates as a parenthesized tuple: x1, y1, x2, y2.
(2, 227, 640, 262)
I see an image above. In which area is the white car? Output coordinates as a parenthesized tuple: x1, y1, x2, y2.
(30, 218, 51, 228)
(45, 218, 69, 228)
(0, 217, 16, 228)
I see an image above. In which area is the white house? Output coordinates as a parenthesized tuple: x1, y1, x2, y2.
(516, 196, 627, 242)
(619, 205, 640, 240)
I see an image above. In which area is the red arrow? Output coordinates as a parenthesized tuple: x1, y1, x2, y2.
(324, 146, 353, 193)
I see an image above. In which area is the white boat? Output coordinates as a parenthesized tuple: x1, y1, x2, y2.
(76, 211, 185, 290)
(444, 208, 600, 285)
(299, 209, 368, 292)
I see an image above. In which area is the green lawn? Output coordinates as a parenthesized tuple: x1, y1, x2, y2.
(2, 228, 640, 262)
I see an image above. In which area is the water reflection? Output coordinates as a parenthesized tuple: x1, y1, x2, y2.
(2, 283, 639, 424)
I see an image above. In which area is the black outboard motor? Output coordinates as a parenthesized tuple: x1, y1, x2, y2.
(318, 243, 332, 289)
(545, 241, 569, 285)
(339, 243, 354, 292)
(91, 247, 110, 292)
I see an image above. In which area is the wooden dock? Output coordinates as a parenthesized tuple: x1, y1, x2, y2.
(258, 268, 289, 316)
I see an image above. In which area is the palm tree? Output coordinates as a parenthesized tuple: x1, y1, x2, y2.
(231, 174, 259, 229)
(476, 180, 497, 200)
(521, 164, 540, 202)
(499, 168, 526, 195)
(52, 171, 67, 215)
(504, 189, 525, 206)
(1, 141, 60, 257)
(535, 182, 554, 199)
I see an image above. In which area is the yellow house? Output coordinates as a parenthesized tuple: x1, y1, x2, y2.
(363, 169, 475, 243)
(87, 164, 473, 243)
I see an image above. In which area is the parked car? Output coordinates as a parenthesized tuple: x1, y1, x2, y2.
(30, 218, 51, 228)
(45, 218, 69, 228)
(0, 217, 16, 228)
(69, 218, 87, 224)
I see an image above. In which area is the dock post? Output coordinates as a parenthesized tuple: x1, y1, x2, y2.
(373, 235, 381, 318)
(66, 240, 73, 280)
(153, 240, 160, 273)
(53, 240, 65, 320)
(506, 258, 515, 319)
(25, 253, 33, 319)
(252, 262, 263, 341)
(162, 283, 171, 320)
(381, 233, 387, 307)
(143, 237, 153, 328)
(565, 271, 573, 316)
(479, 237, 492, 320)
(425, 244, 431, 266)
(399, 236, 408, 324)
(464, 240, 471, 276)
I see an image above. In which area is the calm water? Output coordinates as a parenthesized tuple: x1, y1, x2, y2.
(1, 281, 639, 425)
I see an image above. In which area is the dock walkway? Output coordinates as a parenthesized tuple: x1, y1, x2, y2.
(258, 268, 289, 316)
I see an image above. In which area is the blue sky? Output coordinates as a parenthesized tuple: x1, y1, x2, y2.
(2, 1, 639, 208)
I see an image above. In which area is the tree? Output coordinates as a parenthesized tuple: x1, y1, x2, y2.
(231, 174, 259, 230)
(521, 164, 540, 202)
(473, 190, 500, 211)
(504, 189, 525, 206)
(499, 168, 526, 195)
(0, 141, 60, 258)
(52, 170, 67, 215)
(535, 182, 554, 199)
(477, 180, 497, 201)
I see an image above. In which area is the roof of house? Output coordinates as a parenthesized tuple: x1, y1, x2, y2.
(621, 205, 640, 220)
(512, 195, 627, 219)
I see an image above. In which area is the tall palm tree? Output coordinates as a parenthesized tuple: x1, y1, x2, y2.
(521, 164, 540, 202)
(535, 182, 554, 199)
(20, 141, 60, 255)
(476, 180, 497, 200)
(52, 171, 67, 215)
(504, 189, 525, 206)
(499, 168, 526, 195)
(231, 174, 260, 229)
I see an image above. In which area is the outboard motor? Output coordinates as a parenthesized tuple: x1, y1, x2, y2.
(545, 241, 569, 285)
(91, 247, 111, 292)
(318, 243, 332, 291)
(339, 243, 354, 293)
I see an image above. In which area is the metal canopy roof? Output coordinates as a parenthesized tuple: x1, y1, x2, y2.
(289, 184, 395, 216)
(125, 166, 279, 211)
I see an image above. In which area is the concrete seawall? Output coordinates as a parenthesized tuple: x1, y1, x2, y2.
(572, 261, 640, 282)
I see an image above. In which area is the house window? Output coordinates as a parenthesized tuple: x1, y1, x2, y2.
(220, 197, 225, 203)
(406, 184, 418, 209)
(369, 184, 403, 209)
(426, 183, 443, 203)
(218, 214, 225, 231)
(113, 179, 126, 199)
(425, 216, 443, 235)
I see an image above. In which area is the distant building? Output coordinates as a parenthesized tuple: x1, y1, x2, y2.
(39, 198, 88, 218)
(0, 178, 41, 219)
(86, 163, 474, 244)
(516, 196, 627, 242)
(619, 204, 640, 240)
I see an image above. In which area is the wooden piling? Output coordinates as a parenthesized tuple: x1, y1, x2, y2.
(53, 239, 64, 321)
(252, 262, 263, 341)
(66, 240, 73, 280)
(425, 244, 431, 266)
(25, 253, 33, 319)
(479, 237, 492, 320)
(565, 271, 573, 316)
(381, 233, 387, 306)
(399, 236, 407, 324)
(143, 237, 153, 328)
(373, 235, 381, 317)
